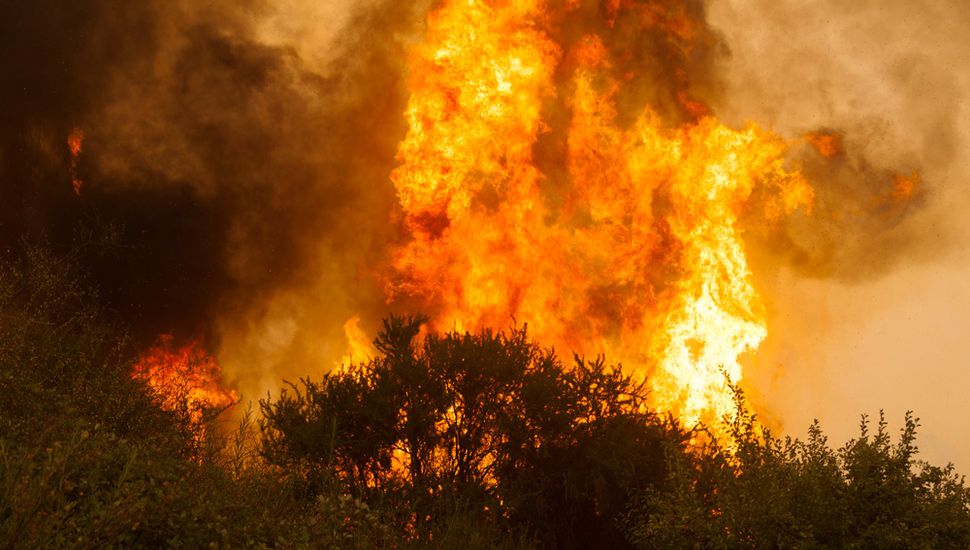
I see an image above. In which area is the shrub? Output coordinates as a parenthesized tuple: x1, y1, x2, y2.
(623, 387, 970, 549)
(261, 315, 685, 548)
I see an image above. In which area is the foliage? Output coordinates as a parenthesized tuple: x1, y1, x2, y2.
(0, 245, 191, 454)
(0, 423, 318, 548)
(3, 244, 969, 548)
(261, 315, 683, 548)
(623, 386, 970, 549)
(0, 246, 307, 548)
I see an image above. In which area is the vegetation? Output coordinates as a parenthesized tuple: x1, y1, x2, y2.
(2, 245, 969, 548)
(261, 315, 680, 548)
(624, 392, 970, 549)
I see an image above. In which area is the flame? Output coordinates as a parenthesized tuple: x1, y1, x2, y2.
(67, 127, 84, 195)
(383, 0, 816, 436)
(340, 314, 376, 370)
(805, 130, 843, 158)
(891, 172, 920, 202)
(132, 335, 237, 438)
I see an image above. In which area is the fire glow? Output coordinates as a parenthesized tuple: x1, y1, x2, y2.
(67, 127, 84, 195)
(385, 0, 817, 433)
(132, 335, 237, 438)
(127, 0, 920, 440)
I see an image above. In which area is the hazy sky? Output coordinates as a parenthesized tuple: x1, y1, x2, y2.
(710, 0, 970, 471)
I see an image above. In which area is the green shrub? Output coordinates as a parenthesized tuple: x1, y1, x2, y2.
(4, 245, 969, 548)
(623, 387, 970, 549)
(0, 245, 190, 454)
(0, 246, 311, 548)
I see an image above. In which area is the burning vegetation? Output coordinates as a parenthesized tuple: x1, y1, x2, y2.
(2, 0, 969, 547)
(47, 0, 926, 446)
(389, 0, 815, 434)
(67, 127, 84, 195)
(131, 335, 237, 441)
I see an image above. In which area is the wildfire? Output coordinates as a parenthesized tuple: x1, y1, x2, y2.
(385, 0, 814, 434)
(891, 172, 920, 203)
(132, 335, 237, 438)
(340, 314, 377, 370)
(805, 130, 843, 158)
(67, 127, 84, 195)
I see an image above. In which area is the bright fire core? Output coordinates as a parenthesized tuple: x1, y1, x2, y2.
(385, 0, 814, 433)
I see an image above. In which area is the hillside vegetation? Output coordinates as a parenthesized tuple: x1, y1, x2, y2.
(2, 246, 968, 549)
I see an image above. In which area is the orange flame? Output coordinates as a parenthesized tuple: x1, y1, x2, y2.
(132, 335, 237, 438)
(805, 130, 843, 158)
(384, 0, 814, 436)
(891, 172, 920, 202)
(338, 315, 377, 372)
(67, 127, 84, 195)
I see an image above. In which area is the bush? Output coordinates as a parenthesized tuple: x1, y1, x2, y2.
(623, 387, 970, 549)
(4, 244, 969, 548)
(261, 315, 685, 548)
(0, 245, 190, 455)
(0, 245, 312, 548)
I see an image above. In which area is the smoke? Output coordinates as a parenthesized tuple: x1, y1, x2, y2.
(0, 0, 428, 398)
(711, 0, 967, 280)
(707, 0, 970, 469)
(3, 0, 966, 464)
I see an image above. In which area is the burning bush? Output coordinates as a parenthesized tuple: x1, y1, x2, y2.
(0, 245, 187, 452)
(132, 335, 238, 446)
(2, 245, 969, 548)
(261, 315, 686, 548)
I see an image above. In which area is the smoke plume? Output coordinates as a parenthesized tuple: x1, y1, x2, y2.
(2, 0, 966, 463)
(708, 0, 970, 469)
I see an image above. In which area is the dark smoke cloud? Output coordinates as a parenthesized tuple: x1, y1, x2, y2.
(749, 134, 929, 282)
(0, 0, 425, 394)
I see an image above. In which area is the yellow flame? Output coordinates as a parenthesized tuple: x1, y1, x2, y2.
(340, 315, 376, 370)
(386, 0, 812, 437)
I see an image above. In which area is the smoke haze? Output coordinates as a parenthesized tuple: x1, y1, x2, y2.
(2, 0, 967, 468)
(2, 0, 428, 400)
(709, 0, 970, 470)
